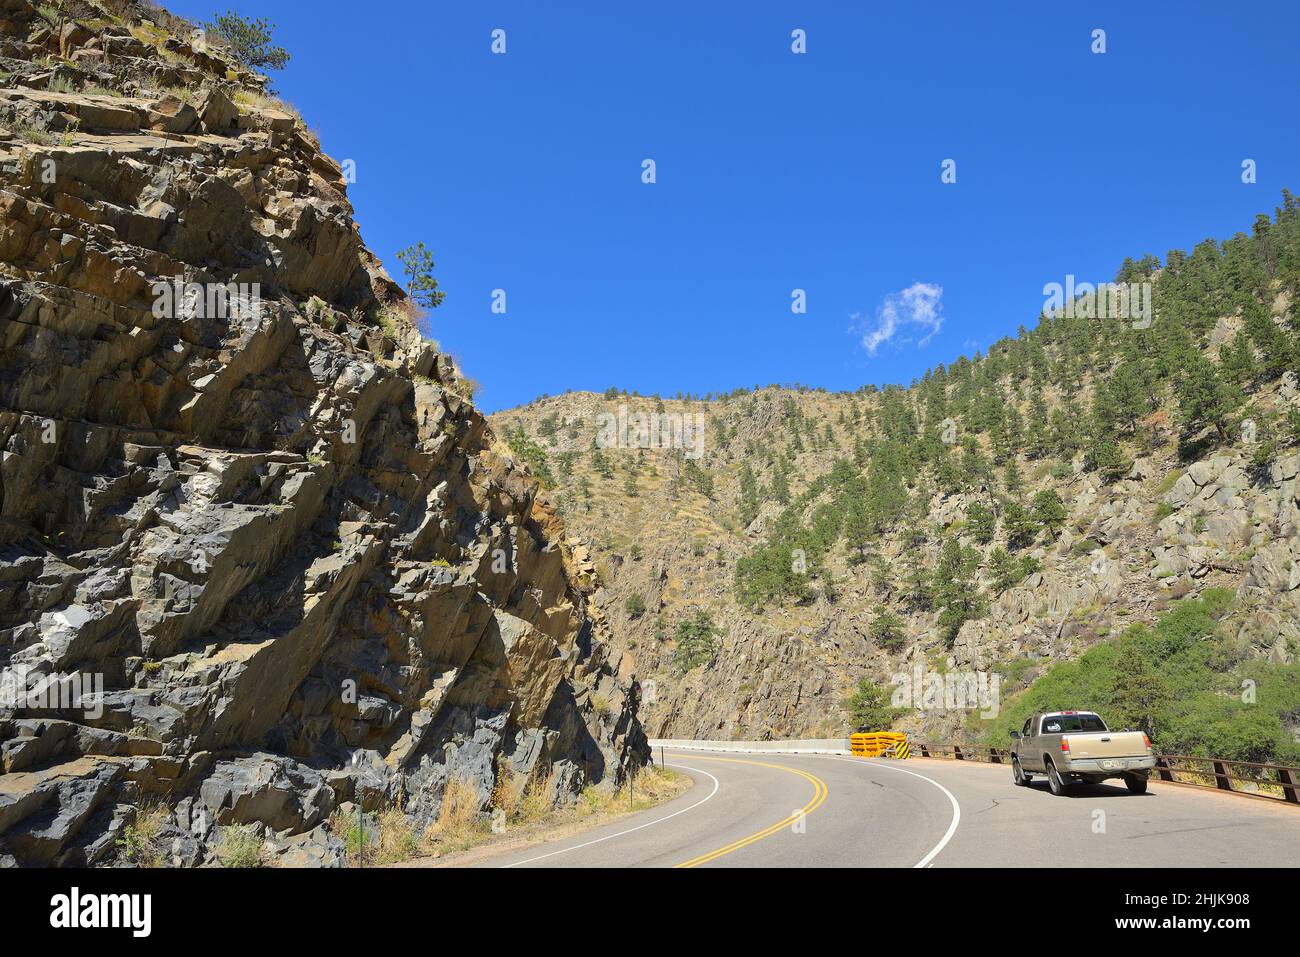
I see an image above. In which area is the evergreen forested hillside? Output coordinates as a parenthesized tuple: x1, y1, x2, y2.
(493, 194, 1300, 763)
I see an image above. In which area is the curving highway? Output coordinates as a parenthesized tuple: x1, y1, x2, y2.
(489, 749, 1300, 868)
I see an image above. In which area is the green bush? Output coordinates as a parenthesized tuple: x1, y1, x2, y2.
(506, 427, 554, 486)
(972, 589, 1300, 764)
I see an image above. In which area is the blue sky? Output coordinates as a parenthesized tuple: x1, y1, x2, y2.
(169, 1, 1298, 412)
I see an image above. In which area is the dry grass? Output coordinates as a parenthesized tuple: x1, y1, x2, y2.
(328, 805, 365, 861)
(328, 803, 421, 865)
(115, 804, 169, 867)
(408, 765, 689, 867)
(374, 807, 421, 864)
(11, 119, 54, 146)
(516, 771, 556, 824)
(417, 776, 489, 856)
(214, 824, 265, 868)
(449, 374, 481, 403)
(576, 765, 683, 818)
(81, 82, 125, 97)
(157, 84, 203, 105)
(231, 87, 303, 125)
(491, 762, 522, 820)
(340, 764, 690, 867)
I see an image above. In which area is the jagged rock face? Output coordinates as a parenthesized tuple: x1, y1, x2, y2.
(0, 1, 646, 867)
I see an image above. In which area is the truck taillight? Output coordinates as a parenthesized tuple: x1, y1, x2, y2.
(1143, 735, 1151, 751)
(1060, 738, 1070, 752)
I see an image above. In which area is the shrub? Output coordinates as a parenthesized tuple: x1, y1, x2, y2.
(506, 427, 554, 486)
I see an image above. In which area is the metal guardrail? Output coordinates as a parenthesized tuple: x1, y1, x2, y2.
(913, 743, 1300, 805)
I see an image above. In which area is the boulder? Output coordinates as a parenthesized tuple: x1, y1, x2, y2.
(195, 87, 239, 134)
(146, 93, 199, 134)
(199, 754, 335, 833)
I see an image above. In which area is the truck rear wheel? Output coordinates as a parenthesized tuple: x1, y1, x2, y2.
(1124, 774, 1148, 795)
(1047, 759, 1069, 796)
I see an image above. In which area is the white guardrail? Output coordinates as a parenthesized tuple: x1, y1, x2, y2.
(650, 738, 852, 755)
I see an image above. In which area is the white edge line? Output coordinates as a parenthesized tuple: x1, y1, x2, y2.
(501, 762, 721, 868)
(669, 747, 960, 869)
(816, 753, 961, 868)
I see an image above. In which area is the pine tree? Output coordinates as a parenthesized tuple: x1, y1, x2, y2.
(395, 242, 446, 309)
(1003, 459, 1024, 498)
(966, 501, 997, 544)
(1031, 489, 1067, 538)
(204, 10, 291, 70)
(844, 497, 872, 562)
(932, 539, 985, 646)
(870, 606, 906, 650)
(844, 679, 903, 731)
(989, 548, 1017, 594)
(1175, 353, 1242, 439)
(1242, 300, 1293, 379)
(1003, 500, 1039, 549)
(737, 463, 760, 526)
(672, 611, 717, 673)
(1219, 332, 1260, 386)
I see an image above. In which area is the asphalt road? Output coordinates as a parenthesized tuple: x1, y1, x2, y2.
(487, 750, 1300, 868)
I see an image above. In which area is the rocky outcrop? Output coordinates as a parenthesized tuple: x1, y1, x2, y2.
(0, 1, 646, 866)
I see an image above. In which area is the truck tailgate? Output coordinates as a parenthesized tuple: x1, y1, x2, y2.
(1066, 732, 1147, 760)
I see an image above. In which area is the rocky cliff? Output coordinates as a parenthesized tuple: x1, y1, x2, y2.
(0, 0, 646, 867)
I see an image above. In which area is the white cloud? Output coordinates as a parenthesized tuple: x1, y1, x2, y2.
(852, 282, 944, 355)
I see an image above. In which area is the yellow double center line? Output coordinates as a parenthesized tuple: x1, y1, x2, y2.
(671, 756, 829, 868)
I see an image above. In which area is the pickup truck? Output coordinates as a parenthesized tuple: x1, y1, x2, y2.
(1009, 711, 1155, 795)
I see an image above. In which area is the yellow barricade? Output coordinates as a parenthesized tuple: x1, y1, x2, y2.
(850, 732, 909, 758)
